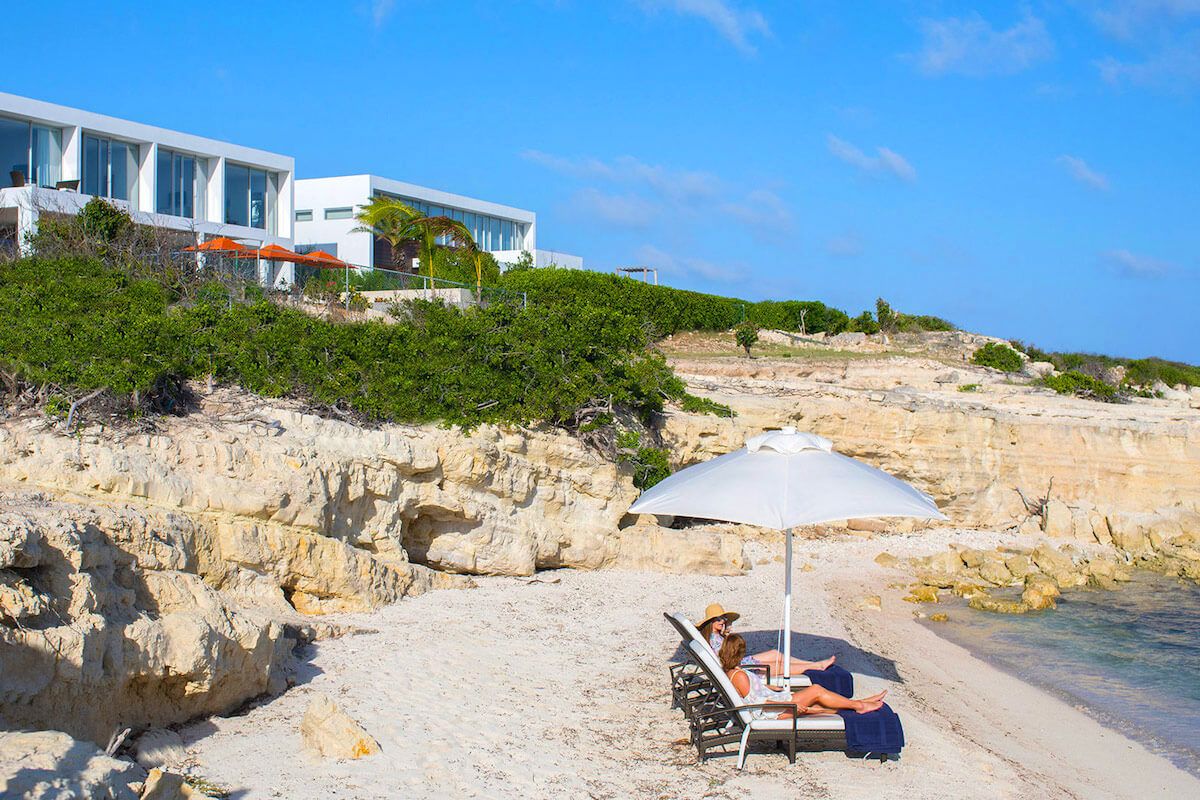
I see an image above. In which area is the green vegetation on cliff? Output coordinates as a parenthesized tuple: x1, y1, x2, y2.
(0, 257, 701, 429)
(1012, 340, 1200, 390)
(494, 268, 953, 336)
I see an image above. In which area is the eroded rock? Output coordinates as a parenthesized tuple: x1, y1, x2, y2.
(300, 693, 381, 760)
(0, 729, 144, 799)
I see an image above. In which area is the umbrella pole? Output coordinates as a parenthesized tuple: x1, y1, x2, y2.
(783, 527, 793, 682)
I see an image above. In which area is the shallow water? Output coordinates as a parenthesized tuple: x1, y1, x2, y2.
(923, 572, 1200, 777)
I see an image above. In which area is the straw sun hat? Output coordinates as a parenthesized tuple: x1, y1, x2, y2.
(696, 603, 740, 629)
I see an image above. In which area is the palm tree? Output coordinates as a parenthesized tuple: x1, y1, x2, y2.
(353, 197, 475, 285)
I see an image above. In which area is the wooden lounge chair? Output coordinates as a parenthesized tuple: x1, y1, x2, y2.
(684, 640, 847, 768)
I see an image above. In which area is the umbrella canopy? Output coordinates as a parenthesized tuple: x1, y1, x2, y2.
(302, 249, 350, 268)
(629, 427, 945, 681)
(181, 236, 252, 254)
(629, 428, 945, 529)
(249, 243, 307, 262)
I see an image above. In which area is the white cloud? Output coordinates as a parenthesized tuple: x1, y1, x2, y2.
(912, 12, 1053, 77)
(569, 189, 659, 227)
(523, 149, 791, 236)
(635, 244, 745, 283)
(1057, 155, 1110, 191)
(826, 135, 917, 182)
(371, 0, 396, 28)
(1091, 1, 1200, 40)
(1095, 34, 1200, 91)
(521, 151, 718, 204)
(826, 233, 864, 258)
(635, 0, 770, 54)
(1104, 249, 1175, 277)
(721, 189, 794, 237)
(520, 150, 618, 181)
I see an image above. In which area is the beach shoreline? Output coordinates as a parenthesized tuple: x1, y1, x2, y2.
(180, 530, 1200, 799)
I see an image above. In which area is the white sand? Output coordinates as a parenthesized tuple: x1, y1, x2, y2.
(182, 530, 1200, 799)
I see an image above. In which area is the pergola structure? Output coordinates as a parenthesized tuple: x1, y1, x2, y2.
(614, 266, 658, 285)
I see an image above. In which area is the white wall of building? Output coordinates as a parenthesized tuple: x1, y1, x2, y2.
(1, 92, 584, 270)
(293, 175, 375, 266)
(294, 174, 586, 271)
(0, 91, 295, 248)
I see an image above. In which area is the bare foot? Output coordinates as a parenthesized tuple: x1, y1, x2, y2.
(815, 656, 836, 670)
(861, 690, 888, 703)
(854, 699, 884, 714)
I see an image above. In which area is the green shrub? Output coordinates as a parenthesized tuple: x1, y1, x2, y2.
(1040, 371, 1119, 402)
(0, 257, 697, 429)
(1010, 340, 1053, 362)
(616, 430, 672, 490)
(76, 197, 134, 242)
(971, 342, 1023, 372)
(897, 314, 956, 332)
(957, 383, 980, 393)
(434, 248, 501, 287)
(734, 322, 759, 356)
(847, 311, 879, 335)
(746, 300, 850, 334)
(495, 269, 850, 336)
(875, 298, 898, 334)
(1122, 358, 1200, 389)
(679, 394, 735, 417)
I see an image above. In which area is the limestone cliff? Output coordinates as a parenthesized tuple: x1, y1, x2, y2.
(0, 389, 743, 743)
(665, 350, 1200, 539)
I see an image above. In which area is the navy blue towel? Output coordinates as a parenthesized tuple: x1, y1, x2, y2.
(803, 663, 854, 696)
(836, 702, 905, 755)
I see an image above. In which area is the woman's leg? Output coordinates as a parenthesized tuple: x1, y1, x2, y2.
(751, 649, 836, 675)
(787, 685, 885, 714)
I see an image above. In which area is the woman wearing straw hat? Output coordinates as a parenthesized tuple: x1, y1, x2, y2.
(696, 602, 835, 675)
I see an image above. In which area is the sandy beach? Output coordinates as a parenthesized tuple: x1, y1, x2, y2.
(180, 529, 1200, 799)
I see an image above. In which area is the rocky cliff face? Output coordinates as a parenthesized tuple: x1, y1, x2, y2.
(4, 345, 1196, 747)
(0, 389, 744, 743)
(0, 491, 295, 745)
(665, 353, 1200, 537)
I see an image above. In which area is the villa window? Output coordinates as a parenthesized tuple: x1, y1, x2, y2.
(156, 148, 195, 218)
(0, 116, 62, 188)
(324, 207, 353, 220)
(225, 163, 270, 230)
(295, 209, 313, 222)
(83, 134, 139, 204)
(30, 125, 61, 187)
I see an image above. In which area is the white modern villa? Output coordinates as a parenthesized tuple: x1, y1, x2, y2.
(294, 175, 583, 271)
(0, 92, 295, 251)
(0, 91, 583, 275)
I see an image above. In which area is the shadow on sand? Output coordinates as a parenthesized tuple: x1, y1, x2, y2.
(668, 628, 903, 684)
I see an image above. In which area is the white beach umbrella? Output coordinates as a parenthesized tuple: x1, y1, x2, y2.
(630, 426, 947, 680)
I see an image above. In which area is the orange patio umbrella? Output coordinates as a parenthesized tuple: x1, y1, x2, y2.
(302, 249, 350, 269)
(252, 243, 308, 262)
(181, 236, 253, 254)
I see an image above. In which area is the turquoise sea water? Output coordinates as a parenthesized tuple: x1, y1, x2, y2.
(923, 573, 1200, 777)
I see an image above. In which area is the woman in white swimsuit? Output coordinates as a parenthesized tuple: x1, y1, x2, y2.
(719, 633, 885, 717)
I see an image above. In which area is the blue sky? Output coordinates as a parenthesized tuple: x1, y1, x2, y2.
(5, 1, 1199, 361)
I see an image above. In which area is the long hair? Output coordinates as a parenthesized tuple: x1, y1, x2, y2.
(718, 633, 747, 672)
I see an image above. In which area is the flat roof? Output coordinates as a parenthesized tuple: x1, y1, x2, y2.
(298, 174, 535, 223)
(0, 91, 293, 171)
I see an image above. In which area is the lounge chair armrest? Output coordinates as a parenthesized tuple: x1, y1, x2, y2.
(694, 703, 797, 725)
